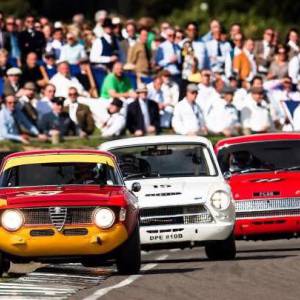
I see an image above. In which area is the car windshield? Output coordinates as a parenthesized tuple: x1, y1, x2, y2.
(110, 143, 217, 179)
(217, 140, 300, 174)
(0, 162, 123, 187)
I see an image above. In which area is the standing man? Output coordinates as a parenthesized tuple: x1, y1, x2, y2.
(126, 84, 160, 136)
(172, 84, 207, 136)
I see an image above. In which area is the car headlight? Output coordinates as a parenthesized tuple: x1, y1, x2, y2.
(1, 209, 24, 232)
(210, 191, 231, 210)
(93, 208, 115, 229)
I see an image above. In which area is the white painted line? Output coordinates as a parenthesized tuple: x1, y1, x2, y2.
(83, 254, 169, 300)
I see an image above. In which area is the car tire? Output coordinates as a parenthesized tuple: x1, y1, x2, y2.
(116, 225, 141, 275)
(205, 232, 236, 260)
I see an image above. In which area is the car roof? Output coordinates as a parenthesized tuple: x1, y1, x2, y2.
(215, 133, 300, 152)
(100, 135, 212, 150)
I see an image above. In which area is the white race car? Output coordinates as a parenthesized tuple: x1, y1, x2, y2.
(100, 135, 236, 259)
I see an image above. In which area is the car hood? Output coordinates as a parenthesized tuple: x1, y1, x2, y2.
(0, 185, 127, 208)
(125, 177, 228, 208)
(228, 171, 300, 200)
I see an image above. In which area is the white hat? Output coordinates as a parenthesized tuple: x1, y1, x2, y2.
(6, 67, 22, 76)
(54, 21, 63, 29)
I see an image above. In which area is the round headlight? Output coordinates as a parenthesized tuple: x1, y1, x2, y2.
(93, 208, 115, 229)
(1, 209, 24, 232)
(210, 191, 231, 210)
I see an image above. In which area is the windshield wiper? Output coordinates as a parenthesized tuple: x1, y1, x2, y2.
(239, 167, 274, 174)
(124, 171, 160, 180)
(274, 165, 300, 172)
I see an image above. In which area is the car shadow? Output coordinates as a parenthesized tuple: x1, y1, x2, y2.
(140, 267, 201, 275)
(143, 253, 297, 264)
(238, 247, 300, 253)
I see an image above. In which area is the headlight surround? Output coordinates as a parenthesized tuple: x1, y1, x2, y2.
(93, 208, 115, 229)
(1, 209, 24, 232)
(210, 190, 231, 210)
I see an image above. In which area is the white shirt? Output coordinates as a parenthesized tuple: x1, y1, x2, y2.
(262, 40, 271, 59)
(161, 81, 179, 107)
(288, 54, 300, 84)
(147, 82, 164, 104)
(293, 105, 300, 131)
(139, 99, 150, 129)
(59, 43, 87, 64)
(172, 98, 205, 135)
(90, 33, 113, 64)
(102, 112, 126, 137)
(50, 73, 85, 98)
(241, 97, 273, 132)
(196, 83, 219, 119)
(69, 102, 78, 124)
(206, 98, 240, 133)
(244, 49, 257, 81)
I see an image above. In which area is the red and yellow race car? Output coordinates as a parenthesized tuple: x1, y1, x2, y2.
(0, 150, 140, 275)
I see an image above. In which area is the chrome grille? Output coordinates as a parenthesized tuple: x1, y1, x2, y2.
(140, 205, 213, 226)
(49, 207, 67, 231)
(145, 192, 182, 197)
(21, 207, 96, 226)
(235, 198, 300, 219)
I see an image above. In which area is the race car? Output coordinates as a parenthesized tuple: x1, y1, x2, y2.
(215, 133, 300, 240)
(0, 150, 140, 275)
(100, 135, 236, 260)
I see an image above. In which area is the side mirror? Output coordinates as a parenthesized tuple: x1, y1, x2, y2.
(223, 171, 232, 180)
(131, 182, 141, 193)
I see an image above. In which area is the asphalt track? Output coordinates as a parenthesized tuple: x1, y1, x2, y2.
(1, 239, 300, 300)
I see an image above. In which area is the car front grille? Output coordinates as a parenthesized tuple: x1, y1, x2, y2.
(21, 207, 96, 226)
(235, 198, 300, 219)
(140, 205, 213, 226)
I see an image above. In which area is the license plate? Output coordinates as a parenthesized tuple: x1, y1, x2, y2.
(149, 233, 184, 241)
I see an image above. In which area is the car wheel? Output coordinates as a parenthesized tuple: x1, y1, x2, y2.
(205, 232, 236, 260)
(116, 225, 141, 275)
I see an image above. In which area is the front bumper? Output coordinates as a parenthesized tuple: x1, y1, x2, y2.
(235, 216, 300, 239)
(0, 224, 128, 257)
(140, 222, 234, 245)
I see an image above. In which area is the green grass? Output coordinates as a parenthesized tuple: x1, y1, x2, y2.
(0, 134, 225, 152)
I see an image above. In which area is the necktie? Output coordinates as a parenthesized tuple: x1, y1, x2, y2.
(217, 41, 222, 57)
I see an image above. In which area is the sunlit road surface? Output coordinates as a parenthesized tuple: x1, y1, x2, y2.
(1, 239, 300, 300)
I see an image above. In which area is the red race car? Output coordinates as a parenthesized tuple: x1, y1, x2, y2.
(215, 133, 300, 240)
(0, 150, 140, 276)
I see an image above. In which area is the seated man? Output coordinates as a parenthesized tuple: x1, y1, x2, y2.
(100, 61, 135, 100)
(0, 94, 47, 144)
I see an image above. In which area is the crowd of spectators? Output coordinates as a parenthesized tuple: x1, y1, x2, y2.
(1, 10, 300, 144)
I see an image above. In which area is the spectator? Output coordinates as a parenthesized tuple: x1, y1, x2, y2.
(172, 83, 206, 136)
(254, 28, 275, 76)
(43, 52, 57, 78)
(206, 86, 241, 136)
(46, 28, 64, 60)
(241, 87, 274, 134)
(18, 82, 39, 127)
(267, 45, 289, 80)
(50, 61, 86, 97)
(229, 23, 242, 48)
(3, 67, 22, 97)
(127, 28, 151, 76)
(39, 96, 76, 139)
(233, 38, 256, 81)
(0, 14, 11, 52)
(0, 49, 12, 77)
(36, 83, 56, 117)
(155, 28, 181, 84)
(119, 20, 137, 63)
(64, 87, 95, 137)
(90, 17, 119, 70)
(126, 83, 160, 136)
(205, 26, 232, 77)
(202, 19, 221, 43)
(5, 16, 21, 66)
(21, 52, 49, 89)
(183, 22, 208, 71)
(97, 98, 126, 137)
(75, 58, 98, 98)
(100, 61, 134, 100)
(285, 28, 299, 59)
(93, 10, 108, 38)
(231, 32, 244, 57)
(0, 94, 46, 144)
(18, 15, 46, 61)
(59, 32, 87, 65)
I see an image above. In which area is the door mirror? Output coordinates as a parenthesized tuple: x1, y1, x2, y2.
(131, 182, 141, 193)
(223, 171, 232, 180)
